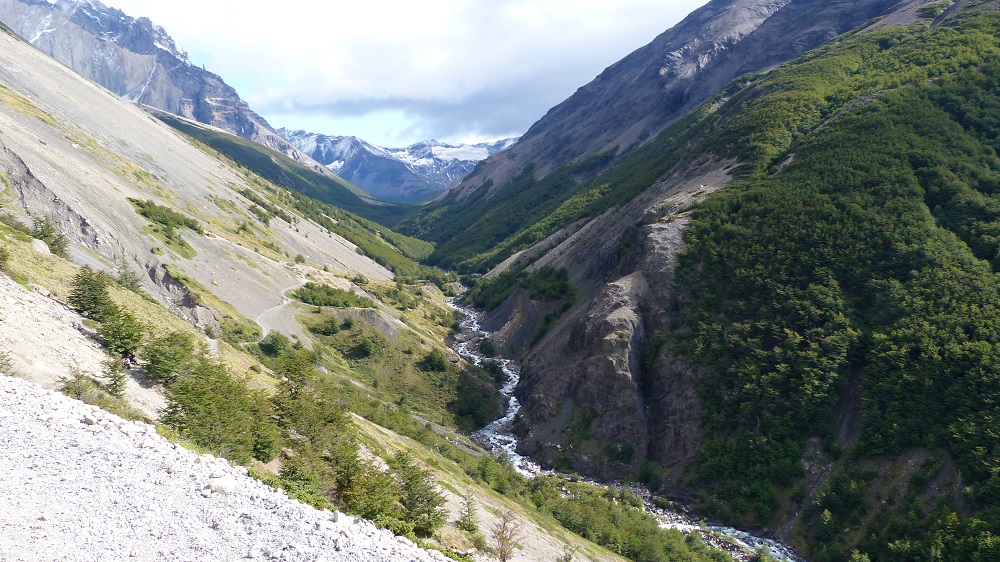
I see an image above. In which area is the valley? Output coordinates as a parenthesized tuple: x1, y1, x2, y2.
(3, 0, 1000, 561)
(450, 301, 803, 561)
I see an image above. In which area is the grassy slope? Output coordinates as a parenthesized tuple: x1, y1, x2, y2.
(154, 114, 436, 278)
(154, 113, 409, 224)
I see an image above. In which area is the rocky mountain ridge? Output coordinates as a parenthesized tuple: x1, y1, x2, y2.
(0, 0, 332, 176)
(446, 0, 929, 202)
(281, 129, 517, 203)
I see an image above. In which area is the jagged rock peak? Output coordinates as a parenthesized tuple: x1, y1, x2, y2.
(0, 0, 333, 175)
(19, 0, 187, 61)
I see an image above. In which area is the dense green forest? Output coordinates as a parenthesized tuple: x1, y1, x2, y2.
(668, 10, 1000, 561)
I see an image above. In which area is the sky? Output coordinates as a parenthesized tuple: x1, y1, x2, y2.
(103, 0, 709, 147)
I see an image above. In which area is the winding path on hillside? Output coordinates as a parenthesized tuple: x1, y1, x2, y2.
(253, 277, 308, 345)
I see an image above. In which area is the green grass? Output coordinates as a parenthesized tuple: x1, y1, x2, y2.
(154, 113, 408, 223)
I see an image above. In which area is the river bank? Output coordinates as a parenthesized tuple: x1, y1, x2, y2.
(448, 300, 805, 562)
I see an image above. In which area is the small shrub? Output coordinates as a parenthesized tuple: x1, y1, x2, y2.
(59, 368, 100, 403)
(484, 360, 505, 384)
(479, 337, 496, 358)
(31, 216, 69, 257)
(143, 331, 200, 383)
(388, 451, 446, 537)
(490, 509, 522, 562)
(294, 253, 306, 264)
(0, 245, 9, 272)
(258, 331, 292, 358)
(419, 349, 448, 372)
(97, 305, 146, 356)
(103, 359, 127, 399)
(292, 282, 374, 308)
(358, 337, 379, 358)
(0, 349, 15, 375)
(68, 266, 113, 319)
(310, 317, 340, 336)
(115, 263, 145, 293)
(456, 493, 479, 532)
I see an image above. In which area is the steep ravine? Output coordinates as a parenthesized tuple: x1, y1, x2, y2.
(450, 302, 804, 562)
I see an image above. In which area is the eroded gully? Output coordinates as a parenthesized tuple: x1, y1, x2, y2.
(448, 301, 805, 562)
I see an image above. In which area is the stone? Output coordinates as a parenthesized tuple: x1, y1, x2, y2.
(30, 239, 50, 255)
(28, 284, 51, 297)
(208, 475, 236, 494)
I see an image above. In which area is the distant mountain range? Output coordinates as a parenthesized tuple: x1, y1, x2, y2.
(280, 130, 517, 203)
(0, 0, 515, 202)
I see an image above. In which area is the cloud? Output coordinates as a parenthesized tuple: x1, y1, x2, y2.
(102, 0, 708, 145)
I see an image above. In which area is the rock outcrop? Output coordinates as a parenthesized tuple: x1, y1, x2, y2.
(450, 0, 929, 200)
(498, 158, 735, 480)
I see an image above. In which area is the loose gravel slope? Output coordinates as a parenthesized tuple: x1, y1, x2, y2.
(0, 375, 448, 562)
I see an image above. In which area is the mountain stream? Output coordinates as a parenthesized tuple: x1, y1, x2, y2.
(448, 302, 804, 562)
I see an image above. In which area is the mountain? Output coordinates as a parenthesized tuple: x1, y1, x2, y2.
(406, 0, 1000, 559)
(280, 130, 518, 204)
(400, 0, 935, 264)
(0, 17, 696, 562)
(0, 0, 330, 175)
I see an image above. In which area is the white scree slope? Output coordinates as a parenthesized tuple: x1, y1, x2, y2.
(0, 375, 450, 562)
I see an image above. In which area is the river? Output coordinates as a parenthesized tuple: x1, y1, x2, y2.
(448, 301, 805, 562)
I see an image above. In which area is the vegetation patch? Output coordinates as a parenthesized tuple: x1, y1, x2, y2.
(665, 11, 1000, 558)
(128, 198, 202, 259)
(292, 282, 375, 308)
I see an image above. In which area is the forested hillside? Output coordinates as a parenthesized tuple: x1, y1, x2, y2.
(676, 8, 1000, 559)
(441, 3, 1000, 560)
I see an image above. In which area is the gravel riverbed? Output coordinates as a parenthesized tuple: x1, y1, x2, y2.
(0, 375, 446, 562)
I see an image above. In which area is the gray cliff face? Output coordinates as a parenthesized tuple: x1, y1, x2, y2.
(452, 0, 912, 200)
(0, 0, 327, 174)
(280, 129, 517, 204)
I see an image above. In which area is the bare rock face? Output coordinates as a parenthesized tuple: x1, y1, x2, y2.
(0, 0, 327, 174)
(514, 273, 652, 479)
(496, 158, 732, 481)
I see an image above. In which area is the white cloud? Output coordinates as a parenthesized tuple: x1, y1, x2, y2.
(102, 0, 708, 146)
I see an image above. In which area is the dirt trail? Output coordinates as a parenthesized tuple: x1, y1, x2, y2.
(253, 276, 309, 345)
